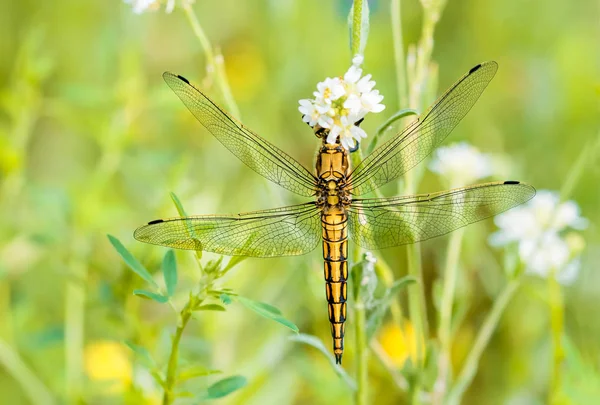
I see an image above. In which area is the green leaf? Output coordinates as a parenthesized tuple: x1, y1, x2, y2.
(389, 275, 418, 295)
(162, 250, 177, 297)
(205, 257, 224, 273)
(350, 253, 378, 302)
(107, 234, 157, 287)
(133, 289, 168, 303)
(124, 341, 156, 369)
(202, 375, 247, 399)
(366, 275, 417, 339)
(177, 365, 222, 382)
(170, 192, 188, 217)
(369, 108, 419, 154)
(220, 293, 233, 305)
(194, 304, 226, 312)
(170, 192, 203, 258)
(289, 334, 357, 390)
(236, 296, 298, 333)
(221, 255, 247, 274)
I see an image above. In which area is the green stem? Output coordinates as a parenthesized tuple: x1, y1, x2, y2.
(0, 339, 55, 405)
(406, 243, 426, 361)
(162, 305, 193, 405)
(446, 280, 520, 405)
(548, 270, 565, 404)
(391, 0, 409, 108)
(355, 299, 368, 405)
(370, 340, 408, 391)
(350, 2, 368, 398)
(434, 228, 465, 402)
(182, 3, 241, 119)
(351, 0, 364, 56)
(65, 253, 87, 402)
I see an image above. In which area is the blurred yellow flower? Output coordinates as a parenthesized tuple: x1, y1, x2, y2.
(84, 341, 132, 392)
(224, 41, 266, 102)
(378, 321, 423, 366)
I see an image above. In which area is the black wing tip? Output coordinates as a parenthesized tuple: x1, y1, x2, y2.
(147, 219, 164, 225)
(176, 74, 190, 84)
(503, 180, 520, 185)
(469, 64, 483, 74)
(162, 71, 190, 85)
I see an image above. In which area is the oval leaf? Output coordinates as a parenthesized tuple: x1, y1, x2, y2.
(204, 375, 247, 399)
(289, 334, 357, 390)
(220, 293, 233, 305)
(108, 235, 157, 287)
(124, 341, 156, 369)
(178, 365, 222, 382)
(389, 275, 418, 295)
(162, 250, 177, 297)
(236, 296, 298, 333)
(134, 289, 168, 303)
(194, 304, 226, 312)
(169, 192, 188, 217)
(237, 296, 282, 315)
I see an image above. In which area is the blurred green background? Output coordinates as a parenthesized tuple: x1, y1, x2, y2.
(0, 0, 598, 404)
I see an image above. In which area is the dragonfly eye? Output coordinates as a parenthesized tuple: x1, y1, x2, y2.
(349, 141, 360, 153)
(314, 125, 328, 139)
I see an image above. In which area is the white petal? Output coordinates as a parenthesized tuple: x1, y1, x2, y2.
(327, 127, 340, 145)
(351, 126, 368, 140)
(318, 115, 333, 128)
(352, 54, 364, 66)
(344, 66, 362, 84)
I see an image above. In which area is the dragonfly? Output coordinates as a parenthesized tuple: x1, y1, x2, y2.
(134, 61, 535, 364)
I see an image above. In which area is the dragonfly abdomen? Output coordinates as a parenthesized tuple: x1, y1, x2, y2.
(321, 209, 348, 364)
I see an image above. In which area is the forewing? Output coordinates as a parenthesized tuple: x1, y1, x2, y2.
(348, 181, 535, 250)
(163, 72, 318, 197)
(349, 62, 498, 196)
(134, 203, 321, 257)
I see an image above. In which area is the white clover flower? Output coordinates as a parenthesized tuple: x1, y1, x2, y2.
(489, 190, 588, 246)
(518, 232, 581, 285)
(298, 54, 385, 150)
(489, 190, 587, 285)
(124, 0, 193, 14)
(428, 142, 493, 187)
(124, 0, 160, 13)
(327, 114, 368, 150)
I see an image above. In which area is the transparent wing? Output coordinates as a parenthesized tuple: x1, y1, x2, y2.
(348, 181, 535, 250)
(349, 62, 498, 196)
(134, 203, 322, 257)
(163, 72, 318, 197)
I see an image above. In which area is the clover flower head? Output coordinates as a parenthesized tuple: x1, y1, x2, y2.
(124, 0, 194, 14)
(429, 142, 493, 187)
(489, 189, 587, 284)
(298, 54, 385, 150)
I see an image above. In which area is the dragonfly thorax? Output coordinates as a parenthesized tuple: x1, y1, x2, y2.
(315, 142, 351, 209)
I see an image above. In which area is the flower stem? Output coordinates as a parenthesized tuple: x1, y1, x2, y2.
(391, 0, 408, 108)
(0, 339, 55, 405)
(351, 0, 364, 56)
(446, 279, 520, 405)
(433, 228, 465, 403)
(182, 3, 241, 119)
(355, 298, 368, 405)
(162, 303, 193, 405)
(548, 270, 565, 404)
(350, 2, 370, 402)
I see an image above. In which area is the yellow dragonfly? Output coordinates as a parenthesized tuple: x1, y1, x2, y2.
(134, 61, 535, 364)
